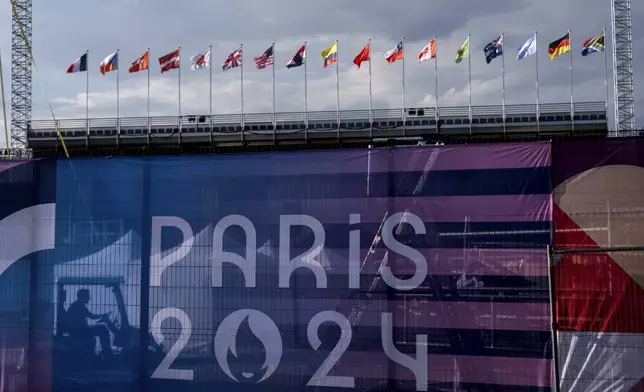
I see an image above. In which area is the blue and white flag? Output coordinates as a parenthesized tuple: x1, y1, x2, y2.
(517, 34, 537, 60)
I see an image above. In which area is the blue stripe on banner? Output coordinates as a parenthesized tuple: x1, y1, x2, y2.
(147, 378, 553, 392)
(149, 167, 552, 202)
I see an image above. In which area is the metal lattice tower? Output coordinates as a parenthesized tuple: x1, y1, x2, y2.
(611, 0, 635, 134)
(10, 0, 32, 149)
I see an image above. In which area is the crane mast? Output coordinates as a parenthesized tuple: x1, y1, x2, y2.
(10, 0, 33, 151)
(611, 0, 635, 134)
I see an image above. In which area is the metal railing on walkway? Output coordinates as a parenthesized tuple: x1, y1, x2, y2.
(28, 102, 606, 132)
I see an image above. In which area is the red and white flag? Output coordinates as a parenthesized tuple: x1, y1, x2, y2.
(385, 41, 404, 63)
(159, 49, 180, 73)
(129, 51, 149, 73)
(191, 48, 211, 71)
(253, 45, 274, 70)
(419, 39, 437, 64)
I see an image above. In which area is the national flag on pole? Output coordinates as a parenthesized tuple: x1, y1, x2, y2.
(484, 36, 503, 64)
(222, 47, 242, 71)
(353, 42, 370, 68)
(385, 41, 404, 63)
(66, 53, 88, 73)
(129, 51, 149, 73)
(418, 39, 437, 64)
(159, 49, 180, 73)
(455, 37, 470, 63)
(190, 48, 211, 70)
(321, 43, 338, 68)
(287, 45, 306, 68)
(548, 33, 571, 60)
(253, 45, 275, 70)
(517, 34, 537, 60)
(99, 52, 118, 75)
(582, 32, 605, 56)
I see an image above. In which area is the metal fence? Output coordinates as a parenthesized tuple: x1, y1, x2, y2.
(549, 246, 644, 392)
(28, 102, 606, 132)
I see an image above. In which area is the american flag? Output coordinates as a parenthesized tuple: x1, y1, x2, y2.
(222, 47, 242, 71)
(253, 45, 275, 70)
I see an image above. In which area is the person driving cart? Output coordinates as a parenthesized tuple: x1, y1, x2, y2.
(66, 288, 115, 357)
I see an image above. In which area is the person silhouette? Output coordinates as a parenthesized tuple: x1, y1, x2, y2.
(66, 288, 113, 357)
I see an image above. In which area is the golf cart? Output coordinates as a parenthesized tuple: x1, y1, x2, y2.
(53, 276, 164, 385)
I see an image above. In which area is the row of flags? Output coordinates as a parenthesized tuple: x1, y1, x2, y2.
(65, 31, 606, 76)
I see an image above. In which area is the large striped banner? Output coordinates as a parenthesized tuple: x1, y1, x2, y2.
(2, 143, 553, 392)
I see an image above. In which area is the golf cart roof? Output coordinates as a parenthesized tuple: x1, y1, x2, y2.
(56, 276, 125, 286)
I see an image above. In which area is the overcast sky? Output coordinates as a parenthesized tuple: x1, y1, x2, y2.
(0, 0, 642, 146)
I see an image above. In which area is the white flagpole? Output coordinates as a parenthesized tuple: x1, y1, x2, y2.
(501, 34, 506, 134)
(116, 49, 120, 134)
(241, 44, 245, 128)
(368, 38, 373, 126)
(603, 27, 609, 113)
(178, 46, 181, 122)
(401, 37, 406, 130)
(335, 39, 340, 133)
(272, 42, 276, 133)
(468, 34, 472, 135)
(434, 36, 439, 119)
(209, 45, 213, 134)
(304, 42, 308, 130)
(535, 32, 541, 134)
(86, 50, 89, 134)
(147, 49, 151, 135)
(568, 30, 574, 132)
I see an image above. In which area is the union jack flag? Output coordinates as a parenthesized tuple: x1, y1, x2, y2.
(223, 47, 242, 71)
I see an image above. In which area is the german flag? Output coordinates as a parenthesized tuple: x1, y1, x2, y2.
(548, 32, 571, 60)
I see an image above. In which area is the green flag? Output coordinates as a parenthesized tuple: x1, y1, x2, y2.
(455, 37, 470, 63)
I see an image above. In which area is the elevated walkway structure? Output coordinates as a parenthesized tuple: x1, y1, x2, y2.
(26, 102, 608, 157)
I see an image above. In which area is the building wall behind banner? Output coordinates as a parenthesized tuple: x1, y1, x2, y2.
(553, 139, 644, 392)
(0, 143, 554, 392)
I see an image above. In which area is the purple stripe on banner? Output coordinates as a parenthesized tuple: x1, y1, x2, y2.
(233, 194, 551, 223)
(331, 352, 552, 387)
(292, 299, 551, 331)
(256, 248, 548, 277)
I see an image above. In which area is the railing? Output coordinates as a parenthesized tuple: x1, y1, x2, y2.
(29, 102, 607, 132)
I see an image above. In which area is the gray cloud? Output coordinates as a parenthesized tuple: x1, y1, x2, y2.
(1, 0, 641, 147)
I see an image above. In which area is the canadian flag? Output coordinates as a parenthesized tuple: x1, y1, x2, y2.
(159, 49, 180, 73)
